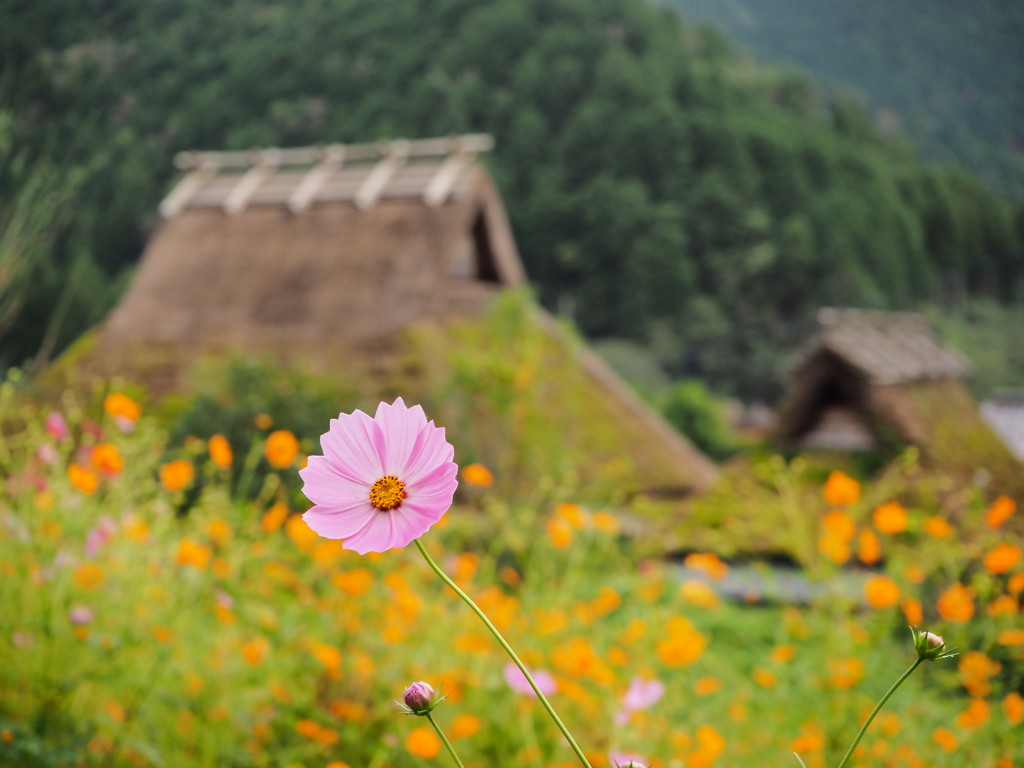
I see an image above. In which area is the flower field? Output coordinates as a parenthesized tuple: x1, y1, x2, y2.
(0, 380, 1022, 768)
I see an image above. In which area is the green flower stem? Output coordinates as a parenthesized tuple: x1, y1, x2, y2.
(426, 712, 466, 768)
(836, 658, 922, 768)
(414, 538, 593, 768)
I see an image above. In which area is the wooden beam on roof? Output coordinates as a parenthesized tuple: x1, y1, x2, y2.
(423, 152, 470, 207)
(223, 149, 280, 215)
(159, 165, 213, 218)
(354, 141, 409, 210)
(288, 145, 345, 214)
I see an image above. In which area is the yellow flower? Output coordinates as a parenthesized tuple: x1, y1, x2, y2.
(242, 637, 270, 666)
(207, 519, 231, 548)
(160, 459, 194, 492)
(405, 726, 440, 759)
(460, 462, 494, 487)
(264, 430, 299, 469)
(684, 552, 729, 581)
(770, 645, 796, 664)
(208, 434, 233, 469)
(104, 393, 141, 422)
(871, 502, 908, 534)
(693, 676, 721, 696)
(823, 470, 860, 506)
(555, 502, 589, 529)
(591, 511, 620, 533)
(68, 464, 99, 495)
(752, 667, 777, 688)
(864, 575, 901, 608)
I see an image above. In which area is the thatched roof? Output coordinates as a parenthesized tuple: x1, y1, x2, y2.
(797, 308, 972, 384)
(97, 134, 525, 367)
(775, 308, 1023, 494)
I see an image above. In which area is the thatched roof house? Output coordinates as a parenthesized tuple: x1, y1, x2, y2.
(89, 134, 717, 497)
(98, 134, 524, 365)
(775, 308, 1022, 492)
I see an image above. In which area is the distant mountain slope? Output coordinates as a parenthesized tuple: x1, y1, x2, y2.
(666, 0, 1024, 197)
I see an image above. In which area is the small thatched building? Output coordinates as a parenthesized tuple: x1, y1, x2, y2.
(98, 134, 524, 365)
(775, 308, 1023, 493)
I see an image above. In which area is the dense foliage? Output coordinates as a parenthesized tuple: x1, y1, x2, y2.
(668, 0, 1024, 198)
(3, 0, 1024, 400)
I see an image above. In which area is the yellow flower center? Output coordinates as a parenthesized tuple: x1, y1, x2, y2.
(369, 475, 406, 511)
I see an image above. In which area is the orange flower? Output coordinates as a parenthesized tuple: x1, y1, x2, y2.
(311, 643, 342, 675)
(770, 645, 796, 664)
(937, 582, 975, 623)
(752, 667, 777, 688)
(656, 617, 707, 667)
(864, 575, 901, 608)
(208, 434, 233, 469)
(254, 413, 273, 430)
(104, 393, 141, 422)
(684, 552, 729, 581)
(828, 658, 864, 689)
(160, 459, 194, 492)
(987, 595, 1018, 616)
(68, 464, 99, 495)
(1009, 572, 1024, 595)
(900, 598, 923, 626)
(872, 502, 908, 534)
(823, 471, 860, 506)
(592, 511, 620, 533)
(264, 430, 300, 469)
(998, 628, 1024, 646)
(857, 529, 881, 564)
(955, 698, 990, 729)
(790, 721, 825, 754)
(450, 714, 480, 740)
(242, 637, 270, 666)
(817, 533, 851, 564)
(694, 676, 722, 696)
(986, 495, 1016, 529)
(983, 543, 1021, 575)
(958, 651, 1001, 696)
(91, 443, 124, 477)
(931, 727, 957, 752)
(405, 726, 440, 759)
(547, 518, 573, 549)
(74, 562, 106, 590)
(904, 564, 925, 584)
(556, 502, 589, 529)
(261, 501, 289, 533)
(1003, 692, 1024, 725)
(679, 580, 719, 608)
(821, 510, 856, 540)
(206, 519, 231, 548)
(922, 516, 952, 538)
(285, 515, 318, 550)
(176, 538, 212, 569)
(460, 462, 494, 487)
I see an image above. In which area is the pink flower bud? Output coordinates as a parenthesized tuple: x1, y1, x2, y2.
(403, 681, 435, 714)
(923, 632, 944, 648)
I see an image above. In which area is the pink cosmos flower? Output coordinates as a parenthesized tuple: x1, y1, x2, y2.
(299, 398, 458, 554)
(46, 412, 68, 442)
(84, 517, 118, 558)
(615, 676, 665, 725)
(609, 752, 647, 768)
(503, 663, 557, 697)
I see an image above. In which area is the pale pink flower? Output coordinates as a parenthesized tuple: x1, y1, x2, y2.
(36, 443, 59, 465)
(84, 517, 118, 557)
(615, 676, 665, 725)
(609, 752, 647, 768)
(46, 412, 68, 442)
(299, 398, 458, 554)
(69, 606, 94, 625)
(503, 663, 557, 697)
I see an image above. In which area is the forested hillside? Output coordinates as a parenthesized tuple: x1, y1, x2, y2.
(668, 0, 1024, 198)
(2, 0, 1023, 401)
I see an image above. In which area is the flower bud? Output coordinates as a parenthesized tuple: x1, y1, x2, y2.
(402, 681, 435, 714)
(910, 627, 957, 661)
